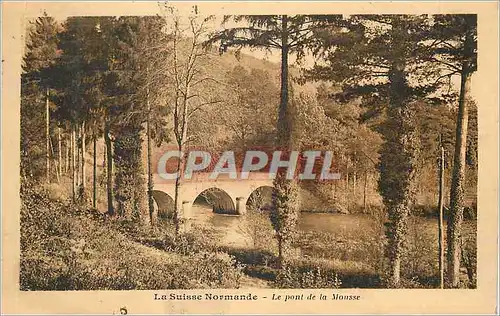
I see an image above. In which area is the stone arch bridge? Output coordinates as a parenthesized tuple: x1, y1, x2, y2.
(152, 172, 274, 227)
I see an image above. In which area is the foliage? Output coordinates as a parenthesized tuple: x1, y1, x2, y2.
(110, 17, 166, 222)
(293, 218, 385, 278)
(306, 15, 436, 286)
(460, 220, 477, 288)
(270, 175, 301, 267)
(20, 80, 47, 179)
(20, 13, 60, 180)
(238, 188, 278, 251)
(113, 130, 147, 220)
(163, 231, 213, 255)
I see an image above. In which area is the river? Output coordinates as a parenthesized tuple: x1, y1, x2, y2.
(189, 202, 378, 249)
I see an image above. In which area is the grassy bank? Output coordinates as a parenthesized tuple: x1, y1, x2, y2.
(20, 184, 243, 290)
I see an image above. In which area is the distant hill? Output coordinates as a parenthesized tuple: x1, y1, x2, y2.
(88, 48, 319, 174)
(206, 49, 318, 95)
(143, 49, 318, 160)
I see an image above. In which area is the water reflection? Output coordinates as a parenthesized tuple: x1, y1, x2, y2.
(191, 203, 250, 247)
(190, 201, 372, 249)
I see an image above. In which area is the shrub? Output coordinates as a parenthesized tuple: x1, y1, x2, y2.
(163, 231, 211, 255)
(402, 217, 438, 285)
(222, 247, 278, 267)
(461, 221, 477, 288)
(274, 265, 342, 289)
(236, 208, 277, 252)
(286, 256, 380, 288)
(177, 251, 243, 289)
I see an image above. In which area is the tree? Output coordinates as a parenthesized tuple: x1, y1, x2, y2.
(161, 6, 221, 234)
(310, 83, 382, 213)
(83, 17, 119, 210)
(305, 15, 443, 286)
(107, 15, 172, 224)
(206, 15, 339, 267)
(110, 17, 153, 222)
(427, 14, 477, 287)
(98, 17, 120, 216)
(135, 16, 173, 226)
(21, 13, 60, 182)
(53, 16, 116, 205)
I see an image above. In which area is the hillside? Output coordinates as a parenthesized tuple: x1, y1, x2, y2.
(85, 48, 323, 207)
(142, 49, 318, 162)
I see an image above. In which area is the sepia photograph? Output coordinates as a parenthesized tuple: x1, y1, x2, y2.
(2, 1, 498, 315)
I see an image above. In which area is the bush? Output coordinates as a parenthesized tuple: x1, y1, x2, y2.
(222, 247, 278, 267)
(274, 265, 342, 289)
(461, 221, 477, 288)
(163, 231, 212, 255)
(286, 256, 380, 288)
(236, 208, 277, 252)
(401, 217, 439, 285)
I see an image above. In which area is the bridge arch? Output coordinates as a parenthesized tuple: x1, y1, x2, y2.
(152, 190, 175, 220)
(246, 185, 276, 212)
(194, 187, 237, 214)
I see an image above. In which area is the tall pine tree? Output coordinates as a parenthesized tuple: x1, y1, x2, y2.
(21, 13, 60, 182)
(206, 15, 340, 267)
(305, 15, 442, 286)
(427, 14, 477, 288)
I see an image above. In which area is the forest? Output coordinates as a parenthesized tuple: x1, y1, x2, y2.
(20, 8, 477, 290)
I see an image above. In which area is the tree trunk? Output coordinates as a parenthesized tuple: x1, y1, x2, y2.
(333, 180, 337, 199)
(379, 21, 419, 287)
(363, 171, 368, 213)
(438, 144, 445, 289)
(276, 17, 290, 144)
(58, 127, 62, 181)
(174, 155, 183, 234)
(72, 127, 77, 201)
(447, 67, 472, 288)
(345, 162, 350, 212)
(146, 66, 155, 227)
(81, 121, 87, 195)
(353, 170, 357, 196)
(45, 87, 50, 184)
(174, 103, 189, 234)
(345, 160, 349, 190)
(104, 120, 114, 216)
(76, 125, 81, 190)
(93, 136, 97, 209)
(270, 15, 300, 269)
(50, 137, 59, 183)
(173, 53, 192, 233)
(65, 134, 70, 174)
